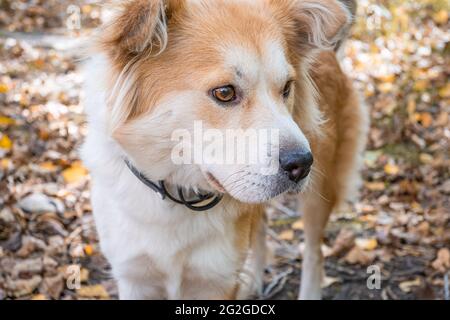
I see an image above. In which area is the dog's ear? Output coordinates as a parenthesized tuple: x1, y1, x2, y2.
(100, 0, 184, 57)
(273, 0, 355, 53)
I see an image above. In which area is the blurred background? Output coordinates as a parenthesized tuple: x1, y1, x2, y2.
(0, 0, 449, 300)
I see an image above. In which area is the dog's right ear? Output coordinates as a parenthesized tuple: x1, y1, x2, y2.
(100, 0, 183, 57)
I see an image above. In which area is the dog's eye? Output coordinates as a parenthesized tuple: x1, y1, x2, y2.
(211, 85, 237, 103)
(283, 81, 293, 99)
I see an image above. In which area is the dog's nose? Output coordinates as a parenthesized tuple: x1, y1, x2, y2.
(280, 149, 313, 183)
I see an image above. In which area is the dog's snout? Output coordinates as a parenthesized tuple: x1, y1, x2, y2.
(280, 149, 313, 183)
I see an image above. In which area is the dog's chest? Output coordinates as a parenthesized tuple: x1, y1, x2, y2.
(93, 186, 242, 299)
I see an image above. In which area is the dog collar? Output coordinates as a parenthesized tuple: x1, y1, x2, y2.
(124, 159, 223, 212)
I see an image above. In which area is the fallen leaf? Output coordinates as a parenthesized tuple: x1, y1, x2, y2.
(399, 277, 422, 293)
(413, 80, 429, 92)
(415, 112, 433, 128)
(76, 285, 109, 299)
(329, 229, 355, 257)
(433, 9, 448, 24)
(0, 134, 12, 150)
(419, 153, 433, 164)
(278, 229, 294, 241)
(6, 275, 42, 298)
(438, 83, 450, 98)
(292, 219, 304, 230)
(62, 161, 88, 184)
(355, 238, 378, 251)
(431, 248, 450, 273)
(344, 246, 375, 265)
(0, 83, 9, 94)
(84, 244, 94, 256)
(18, 193, 64, 214)
(0, 116, 15, 126)
(321, 276, 341, 288)
(365, 181, 385, 191)
(39, 161, 58, 172)
(384, 163, 400, 175)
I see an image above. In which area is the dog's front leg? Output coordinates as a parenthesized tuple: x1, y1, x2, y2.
(299, 192, 333, 300)
(117, 278, 163, 300)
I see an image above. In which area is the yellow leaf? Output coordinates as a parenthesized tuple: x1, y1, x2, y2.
(1, 158, 11, 169)
(39, 161, 57, 172)
(0, 116, 15, 126)
(0, 83, 9, 94)
(433, 10, 448, 24)
(377, 74, 396, 83)
(413, 80, 429, 92)
(384, 164, 399, 175)
(84, 244, 94, 256)
(76, 285, 109, 299)
(278, 229, 294, 241)
(80, 268, 90, 283)
(399, 277, 422, 293)
(82, 5, 92, 14)
(62, 161, 88, 184)
(355, 238, 378, 251)
(378, 82, 393, 93)
(292, 219, 304, 230)
(0, 134, 12, 150)
(31, 294, 47, 300)
(438, 83, 450, 98)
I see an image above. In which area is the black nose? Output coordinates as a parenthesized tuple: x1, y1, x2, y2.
(280, 149, 313, 183)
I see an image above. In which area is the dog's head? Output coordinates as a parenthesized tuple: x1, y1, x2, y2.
(96, 0, 353, 203)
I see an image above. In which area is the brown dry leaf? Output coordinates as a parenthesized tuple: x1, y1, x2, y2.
(31, 294, 47, 300)
(431, 248, 450, 273)
(355, 238, 378, 251)
(419, 153, 433, 164)
(438, 83, 450, 98)
(62, 161, 88, 184)
(76, 284, 110, 299)
(365, 181, 385, 191)
(278, 229, 294, 241)
(399, 277, 422, 293)
(344, 246, 375, 265)
(329, 229, 355, 257)
(415, 112, 433, 128)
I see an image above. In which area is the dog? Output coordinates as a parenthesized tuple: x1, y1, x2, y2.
(81, 0, 368, 299)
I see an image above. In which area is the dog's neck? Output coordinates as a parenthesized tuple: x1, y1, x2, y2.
(123, 158, 223, 212)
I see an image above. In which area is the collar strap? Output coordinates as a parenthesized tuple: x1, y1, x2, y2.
(124, 159, 223, 212)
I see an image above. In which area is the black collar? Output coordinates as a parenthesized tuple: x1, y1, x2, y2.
(124, 159, 223, 212)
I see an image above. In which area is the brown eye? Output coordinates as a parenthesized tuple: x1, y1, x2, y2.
(283, 81, 293, 99)
(211, 85, 237, 103)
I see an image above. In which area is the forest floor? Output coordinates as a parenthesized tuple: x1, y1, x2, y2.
(0, 0, 449, 300)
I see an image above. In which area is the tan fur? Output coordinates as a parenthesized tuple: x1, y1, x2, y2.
(87, 0, 368, 299)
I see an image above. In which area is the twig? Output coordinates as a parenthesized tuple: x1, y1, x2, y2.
(270, 201, 299, 217)
(262, 268, 293, 299)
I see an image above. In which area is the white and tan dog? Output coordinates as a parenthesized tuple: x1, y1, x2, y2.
(82, 0, 368, 299)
